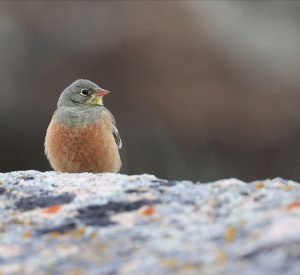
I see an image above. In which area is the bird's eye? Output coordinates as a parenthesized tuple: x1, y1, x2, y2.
(80, 89, 89, 96)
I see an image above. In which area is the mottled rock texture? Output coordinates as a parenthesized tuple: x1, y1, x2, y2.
(0, 171, 300, 274)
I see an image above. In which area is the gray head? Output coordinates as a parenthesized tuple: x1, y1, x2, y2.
(57, 79, 110, 108)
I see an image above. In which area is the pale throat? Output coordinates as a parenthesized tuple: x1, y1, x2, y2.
(87, 94, 103, 106)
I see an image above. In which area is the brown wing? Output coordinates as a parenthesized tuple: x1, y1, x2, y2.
(106, 109, 122, 149)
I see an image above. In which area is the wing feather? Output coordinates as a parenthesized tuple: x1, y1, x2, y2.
(106, 109, 122, 149)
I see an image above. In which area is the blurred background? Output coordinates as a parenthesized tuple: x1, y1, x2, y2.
(1, 1, 300, 182)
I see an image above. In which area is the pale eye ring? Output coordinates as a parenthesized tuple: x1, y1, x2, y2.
(80, 88, 89, 96)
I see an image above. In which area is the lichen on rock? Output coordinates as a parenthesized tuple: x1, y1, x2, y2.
(0, 171, 299, 274)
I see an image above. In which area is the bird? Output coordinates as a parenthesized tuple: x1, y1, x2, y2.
(45, 79, 122, 173)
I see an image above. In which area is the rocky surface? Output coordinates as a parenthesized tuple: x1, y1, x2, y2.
(0, 171, 300, 274)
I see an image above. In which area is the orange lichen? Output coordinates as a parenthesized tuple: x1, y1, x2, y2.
(287, 201, 300, 210)
(43, 204, 63, 214)
(142, 206, 156, 215)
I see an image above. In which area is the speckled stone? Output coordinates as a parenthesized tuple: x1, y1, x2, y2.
(0, 171, 299, 274)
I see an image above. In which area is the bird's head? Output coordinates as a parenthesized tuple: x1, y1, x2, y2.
(57, 79, 110, 108)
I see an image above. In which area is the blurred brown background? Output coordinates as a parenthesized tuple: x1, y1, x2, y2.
(1, 1, 300, 181)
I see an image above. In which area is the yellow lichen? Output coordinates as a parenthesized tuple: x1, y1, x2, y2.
(239, 219, 246, 226)
(225, 226, 237, 242)
(256, 181, 265, 190)
(22, 231, 32, 239)
(73, 227, 85, 238)
(280, 184, 295, 191)
(99, 242, 108, 252)
(161, 257, 179, 268)
(49, 231, 63, 237)
(216, 250, 228, 263)
(69, 268, 85, 275)
(183, 262, 201, 270)
(90, 231, 98, 238)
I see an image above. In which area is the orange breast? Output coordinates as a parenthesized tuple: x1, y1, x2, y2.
(45, 116, 121, 173)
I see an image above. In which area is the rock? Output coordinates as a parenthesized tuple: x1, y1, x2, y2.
(0, 171, 299, 274)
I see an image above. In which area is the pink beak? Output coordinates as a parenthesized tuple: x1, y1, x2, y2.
(95, 88, 110, 97)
